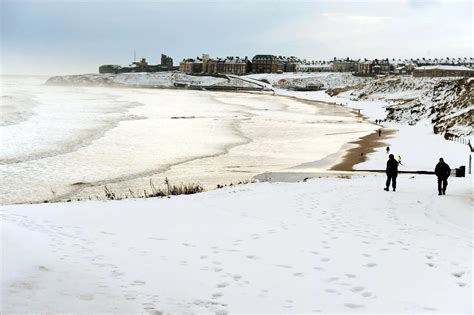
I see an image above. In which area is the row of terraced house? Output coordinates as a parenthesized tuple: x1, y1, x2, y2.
(180, 54, 474, 76)
(180, 54, 301, 75)
(99, 53, 474, 77)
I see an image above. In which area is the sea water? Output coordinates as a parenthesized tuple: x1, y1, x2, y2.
(0, 76, 375, 204)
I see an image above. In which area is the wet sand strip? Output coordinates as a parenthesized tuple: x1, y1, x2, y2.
(330, 128, 396, 171)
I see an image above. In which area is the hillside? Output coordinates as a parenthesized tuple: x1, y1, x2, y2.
(45, 72, 265, 90)
(246, 72, 370, 90)
(330, 76, 473, 138)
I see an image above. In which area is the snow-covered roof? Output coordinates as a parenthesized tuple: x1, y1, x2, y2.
(415, 65, 474, 71)
(297, 64, 331, 68)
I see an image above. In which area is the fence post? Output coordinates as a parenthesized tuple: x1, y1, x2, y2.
(469, 154, 472, 175)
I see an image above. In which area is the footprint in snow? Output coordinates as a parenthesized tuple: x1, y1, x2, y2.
(426, 263, 436, 268)
(182, 243, 196, 247)
(451, 271, 465, 278)
(364, 263, 377, 267)
(232, 274, 242, 281)
(79, 293, 95, 301)
(124, 294, 137, 301)
(132, 280, 146, 286)
(325, 289, 340, 295)
(148, 237, 168, 241)
(344, 303, 365, 309)
(142, 302, 155, 308)
(212, 292, 223, 299)
(100, 231, 115, 236)
(337, 282, 352, 286)
(351, 286, 365, 292)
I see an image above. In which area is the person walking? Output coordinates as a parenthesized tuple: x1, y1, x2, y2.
(386, 146, 390, 154)
(435, 158, 451, 195)
(384, 154, 398, 191)
(378, 129, 382, 137)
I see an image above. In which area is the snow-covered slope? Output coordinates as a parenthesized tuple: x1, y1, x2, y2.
(334, 76, 473, 138)
(246, 72, 472, 139)
(46, 72, 264, 90)
(1, 175, 472, 313)
(245, 72, 370, 90)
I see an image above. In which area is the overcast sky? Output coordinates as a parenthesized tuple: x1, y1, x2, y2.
(1, 0, 472, 75)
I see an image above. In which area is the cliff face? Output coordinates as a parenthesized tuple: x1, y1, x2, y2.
(334, 76, 473, 138)
(429, 78, 473, 138)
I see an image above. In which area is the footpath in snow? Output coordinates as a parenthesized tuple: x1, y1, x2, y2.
(1, 174, 472, 313)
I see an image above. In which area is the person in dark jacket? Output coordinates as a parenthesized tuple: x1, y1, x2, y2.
(384, 154, 399, 191)
(435, 158, 451, 195)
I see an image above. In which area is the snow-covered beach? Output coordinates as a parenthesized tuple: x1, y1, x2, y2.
(1, 72, 472, 313)
(1, 75, 377, 204)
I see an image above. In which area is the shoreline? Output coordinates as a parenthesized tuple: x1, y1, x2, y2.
(253, 128, 396, 183)
(330, 128, 396, 171)
(2, 83, 385, 206)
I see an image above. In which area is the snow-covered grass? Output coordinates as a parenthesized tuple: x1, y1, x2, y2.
(1, 174, 472, 313)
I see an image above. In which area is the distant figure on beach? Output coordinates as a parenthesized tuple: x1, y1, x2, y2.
(378, 129, 382, 137)
(384, 154, 399, 192)
(397, 155, 403, 165)
(386, 146, 390, 154)
(435, 158, 451, 195)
